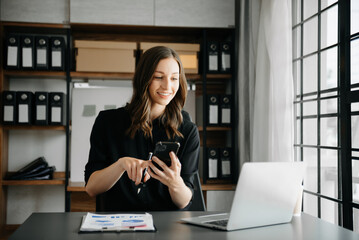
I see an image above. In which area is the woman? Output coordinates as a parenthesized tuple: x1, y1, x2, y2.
(85, 46, 200, 211)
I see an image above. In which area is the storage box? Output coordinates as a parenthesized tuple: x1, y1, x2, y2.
(140, 42, 200, 74)
(74, 40, 136, 73)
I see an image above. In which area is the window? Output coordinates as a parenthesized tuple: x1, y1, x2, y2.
(292, 0, 359, 231)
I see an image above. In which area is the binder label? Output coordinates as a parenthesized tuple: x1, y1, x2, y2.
(221, 108, 231, 124)
(51, 107, 61, 122)
(37, 49, 47, 65)
(4, 106, 14, 121)
(222, 53, 231, 70)
(209, 158, 218, 178)
(36, 105, 47, 120)
(209, 105, 218, 124)
(209, 55, 218, 71)
(22, 47, 33, 67)
(52, 51, 62, 67)
(221, 160, 231, 176)
(7, 46, 18, 66)
(18, 104, 29, 123)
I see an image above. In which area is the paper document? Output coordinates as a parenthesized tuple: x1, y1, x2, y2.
(79, 212, 156, 232)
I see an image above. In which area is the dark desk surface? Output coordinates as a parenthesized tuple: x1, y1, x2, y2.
(9, 211, 359, 240)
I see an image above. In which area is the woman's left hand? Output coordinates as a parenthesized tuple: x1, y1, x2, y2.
(148, 151, 185, 189)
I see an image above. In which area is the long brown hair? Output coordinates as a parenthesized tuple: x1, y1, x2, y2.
(126, 46, 188, 139)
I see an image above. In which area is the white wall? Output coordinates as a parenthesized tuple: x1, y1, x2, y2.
(0, 0, 69, 24)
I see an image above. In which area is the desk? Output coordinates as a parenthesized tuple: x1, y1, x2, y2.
(9, 211, 359, 240)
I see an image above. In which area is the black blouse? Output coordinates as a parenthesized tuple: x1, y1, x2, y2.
(85, 107, 200, 211)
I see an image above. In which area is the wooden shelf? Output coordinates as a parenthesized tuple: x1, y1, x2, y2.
(2, 125, 66, 131)
(70, 71, 201, 81)
(3, 70, 66, 79)
(201, 183, 236, 191)
(2, 172, 66, 186)
(1, 21, 69, 29)
(71, 71, 134, 80)
(67, 181, 86, 192)
(198, 126, 232, 131)
(206, 74, 232, 79)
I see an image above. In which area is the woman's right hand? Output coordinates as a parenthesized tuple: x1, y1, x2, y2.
(118, 157, 151, 185)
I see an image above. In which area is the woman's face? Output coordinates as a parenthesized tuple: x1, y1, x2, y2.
(148, 57, 180, 113)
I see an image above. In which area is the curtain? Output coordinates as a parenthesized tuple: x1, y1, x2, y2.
(237, 0, 294, 166)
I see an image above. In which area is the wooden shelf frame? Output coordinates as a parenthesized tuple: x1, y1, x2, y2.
(71, 71, 202, 81)
(198, 126, 232, 132)
(2, 125, 66, 131)
(3, 70, 67, 79)
(2, 172, 66, 186)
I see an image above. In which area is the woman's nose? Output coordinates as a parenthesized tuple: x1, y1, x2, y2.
(161, 77, 171, 89)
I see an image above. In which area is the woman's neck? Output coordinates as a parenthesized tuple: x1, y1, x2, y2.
(150, 104, 165, 120)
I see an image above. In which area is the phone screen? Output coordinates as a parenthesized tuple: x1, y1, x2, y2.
(153, 141, 180, 169)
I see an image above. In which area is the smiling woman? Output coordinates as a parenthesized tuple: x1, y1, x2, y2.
(148, 58, 180, 119)
(84, 46, 200, 212)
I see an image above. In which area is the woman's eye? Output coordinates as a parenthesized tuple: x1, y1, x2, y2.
(172, 77, 178, 81)
(154, 76, 162, 80)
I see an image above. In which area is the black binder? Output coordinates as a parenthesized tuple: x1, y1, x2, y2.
(14, 166, 56, 180)
(7, 156, 56, 180)
(35, 36, 49, 70)
(49, 92, 65, 125)
(21, 36, 35, 70)
(16, 91, 33, 125)
(220, 148, 232, 179)
(207, 41, 219, 73)
(34, 92, 49, 125)
(208, 148, 219, 179)
(2, 91, 17, 125)
(5, 34, 20, 69)
(220, 94, 232, 125)
(207, 95, 219, 126)
(7, 157, 48, 180)
(50, 37, 65, 71)
(220, 42, 232, 73)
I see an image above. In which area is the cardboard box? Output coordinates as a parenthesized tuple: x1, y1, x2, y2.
(74, 40, 136, 73)
(140, 42, 200, 74)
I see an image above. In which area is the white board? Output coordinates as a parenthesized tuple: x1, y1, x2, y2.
(70, 82, 132, 182)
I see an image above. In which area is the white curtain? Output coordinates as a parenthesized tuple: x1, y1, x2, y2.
(238, 0, 294, 166)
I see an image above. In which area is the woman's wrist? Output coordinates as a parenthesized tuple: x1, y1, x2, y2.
(168, 177, 187, 192)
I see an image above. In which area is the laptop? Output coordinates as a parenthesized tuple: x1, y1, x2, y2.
(181, 161, 305, 231)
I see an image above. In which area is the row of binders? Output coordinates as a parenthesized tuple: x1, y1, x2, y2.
(6, 157, 55, 180)
(207, 147, 232, 179)
(207, 41, 232, 73)
(207, 94, 232, 126)
(5, 34, 66, 71)
(2, 91, 65, 125)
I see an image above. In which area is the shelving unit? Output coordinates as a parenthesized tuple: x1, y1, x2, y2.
(0, 22, 71, 235)
(1, 21, 238, 232)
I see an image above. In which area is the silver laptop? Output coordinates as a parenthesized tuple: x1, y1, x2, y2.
(182, 162, 305, 231)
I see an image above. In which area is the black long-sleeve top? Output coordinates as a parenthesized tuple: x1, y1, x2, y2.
(85, 107, 200, 211)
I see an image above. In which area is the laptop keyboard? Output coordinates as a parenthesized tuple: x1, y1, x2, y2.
(205, 219, 229, 227)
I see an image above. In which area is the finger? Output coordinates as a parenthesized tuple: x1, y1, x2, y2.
(169, 152, 181, 170)
(147, 167, 159, 180)
(131, 162, 139, 183)
(149, 161, 165, 176)
(135, 164, 143, 185)
(152, 156, 168, 172)
(169, 151, 177, 168)
(126, 165, 132, 180)
(143, 171, 151, 182)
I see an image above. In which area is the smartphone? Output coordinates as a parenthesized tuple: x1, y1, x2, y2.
(153, 141, 180, 170)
